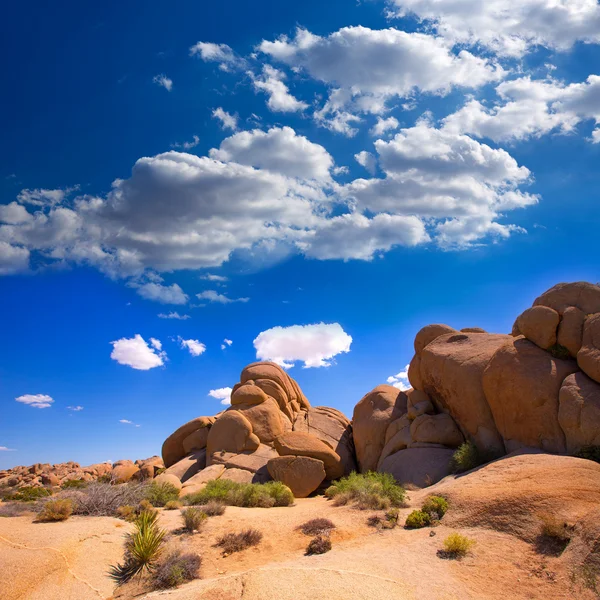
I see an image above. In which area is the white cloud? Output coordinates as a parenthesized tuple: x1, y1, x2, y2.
(132, 282, 188, 305)
(387, 364, 411, 391)
(212, 107, 238, 130)
(158, 311, 191, 320)
(355, 151, 377, 175)
(17, 188, 73, 207)
(190, 42, 245, 70)
(110, 334, 166, 370)
(0, 446, 16, 451)
(67, 405, 84, 411)
(171, 135, 200, 150)
(370, 116, 400, 136)
(253, 322, 352, 368)
(178, 337, 206, 356)
(210, 126, 333, 181)
(201, 273, 228, 282)
(150, 338, 162, 350)
(197, 290, 250, 304)
(387, 0, 600, 56)
(260, 26, 503, 116)
(250, 65, 308, 113)
(208, 387, 233, 405)
(0, 241, 30, 274)
(221, 338, 233, 350)
(0, 202, 33, 225)
(443, 75, 600, 143)
(119, 419, 141, 427)
(153, 74, 173, 91)
(15, 394, 54, 409)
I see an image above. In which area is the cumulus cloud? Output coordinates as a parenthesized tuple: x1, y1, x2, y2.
(201, 273, 228, 282)
(355, 151, 377, 175)
(171, 135, 200, 150)
(208, 387, 233, 405)
(119, 419, 141, 427)
(386, 0, 600, 56)
(67, 405, 84, 411)
(158, 311, 191, 320)
(260, 26, 503, 118)
(131, 282, 188, 305)
(0, 202, 33, 225)
(221, 338, 233, 350)
(370, 116, 400, 136)
(17, 187, 75, 207)
(0, 446, 16, 451)
(387, 364, 411, 391)
(212, 107, 238, 130)
(110, 334, 166, 370)
(190, 42, 245, 70)
(253, 322, 352, 368)
(178, 337, 206, 356)
(153, 74, 173, 91)
(0, 241, 30, 274)
(15, 394, 54, 409)
(197, 290, 250, 304)
(250, 65, 308, 113)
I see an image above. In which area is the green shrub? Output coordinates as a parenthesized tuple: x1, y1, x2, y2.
(12, 486, 52, 502)
(405, 510, 431, 529)
(450, 442, 483, 473)
(384, 507, 400, 527)
(306, 535, 332, 555)
(164, 500, 183, 510)
(152, 550, 201, 589)
(97, 474, 112, 483)
(325, 472, 406, 510)
(574, 446, 600, 464)
(442, 533, 475, 558)
(109, 509, 166, 585)
(145, 481, 180, 507)
(181, 507, 207, 532)
(61, 479, 88, 489)
(185, 479, 293, 508)
(116, 505, 137, 522)
(36, 499, 73, 522)
(216, 529, 262, 554)
(422, 496, 448, 520)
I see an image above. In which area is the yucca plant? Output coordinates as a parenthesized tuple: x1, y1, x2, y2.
(109, 509, 166, 585)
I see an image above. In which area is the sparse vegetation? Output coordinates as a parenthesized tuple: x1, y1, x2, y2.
(306, 535, 332, 555)
(61, 479, 88, 489)
(36, 498, 73, 522)
(548, 343, 571, 360)
(440, 532, 475, 558)
(325, 472, 406, 510)
(116, 505, 137, 522)
(164, 500, 183, 510)
(185, 479, 293, 508)
(422, 496, 448, 520)
(368, 507, 400, 529)
(297, 518, 336, 536)
(145, 481, 180, 507)
(181, 507, 207, 532)
(537, 514, 573, 555)
(61, 482, 150, 516)
(199, 500, 226, 516)
(216, 529, 263, 554)
(405, 509, 431, 529)
(109, 509, 166, 585)
(0, 502, 36, 517)
(450, 441, 483, 473)
(152, 550, 201, 589)
(574, 445, 600, 464)
(11, 486, 52, 502)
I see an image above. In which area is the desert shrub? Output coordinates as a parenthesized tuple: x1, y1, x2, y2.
(537, 514, 573, 555)
(181, 507, 207, 532)
(61, 482, 149, 516)
(574, 446, 600, 464)
(36, 499, 73, 522)
(325, 472, 406, 510)
(405, 510, 431, 529)
(199, 500, 226, 516)
(185, 479, 293, 508)
(549, 343, 571, 360)
(12, 486, 52, 502)
(367, 514, 382, 528)
(450, 442, 482, 473)
(422, 496, 448, 520)
(116, 505, 137, 522)
(216, 529, 263, 554)
(61, 479, 88, 489)
(145, 481, 180, 507)
(0, 486, 16, 501)
(306, 535, 332, 555)
(164, 500, 183, 510)
(297, 518, 336, 536)
(0, 501, 37, 517)
(441, 533, 475, 558)
(109, 509, 166, 585)
(384, 507, 400, 526)
(152, 550, 201, 589)
(97, 474, 112, 484)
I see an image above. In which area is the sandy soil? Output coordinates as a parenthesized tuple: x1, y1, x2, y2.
(1, 495, 592, 600)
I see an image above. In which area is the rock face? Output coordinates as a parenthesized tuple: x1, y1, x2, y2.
(267, 456, 326, 497)
(379, 447, 455, 487)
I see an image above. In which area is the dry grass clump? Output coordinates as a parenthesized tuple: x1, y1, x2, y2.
(297, 518, 336, 536)
(61, 482, 149, 516)
(367, 508, 400, 530)
(325, 472, 406, 510)
(536, 513, 574, 555)
(216, 529, 263, 554)
(152, 550, 201, 589)
(36, 499, 73, 522)
(439, 533, 475, 559)
(306, 535, 332, 555)
(199, 500, 226, 516)
(181, 507, 207, 533)
(164, 500, 183, 510)
(185, 479, 293, 508)
(0, 502, 36, 517)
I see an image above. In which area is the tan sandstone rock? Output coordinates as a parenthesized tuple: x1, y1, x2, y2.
(483, 337, 579, 454)
(515, 305, 560, 350)
(378, 415, 412, 469)
(557, 306, 586, 357)
(533, 281, 600, 315)
(410, 413, 464, 448)
(407, 354, 423, 390)
(153, 473, 183, 490)
(182, 427, 209, 454)
(267, 456, 326, 497)
(414, 324, 457, 355)
(379, 447, 454, 488)
(111, 460, 140, 483)
(179, 464, 225, 497)
(559, 372, 600, 453)
(230, 383, 269, 406)
(162, 416, 214, 468)
(352, 385, 407, 473)
(233, 397, 285, 445)
(206, 411, 260, 459)
(164, 450, 206, 483)
(577, 313, 600, 384)
(220, 468, 255, 484)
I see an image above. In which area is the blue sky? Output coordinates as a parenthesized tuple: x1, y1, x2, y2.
(1, 0, 599, 469)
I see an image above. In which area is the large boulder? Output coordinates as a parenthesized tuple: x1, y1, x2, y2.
(414, 324, 457, 355)
(409, 413, 464, 448)
(162, 416, 214, 468)
(533, 281, 600, 315)
(559, 372, 600, 453)
(557, 306, 586, 357)
(514, 305, 560, 350)
(206, 411, 260, 459)
(419, 332, 510, 454)
(352, 385, 407, 472)
(379, 447, 454, 488)
(164, 450, 206, 483)
(182, 427, 209, 454)
(577, 313, 600, 384)
(267, 456, 326, 498)
(153, 473, 183, 491)
(232, 397, 285, 445)
(111, 460, 140, 483)
(482, 338, 579, 454)
(274, 431, 344, 480)
(180, 464, 225, 497)
(209, 444, 278, 483)
(377, 415, 412, 469)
